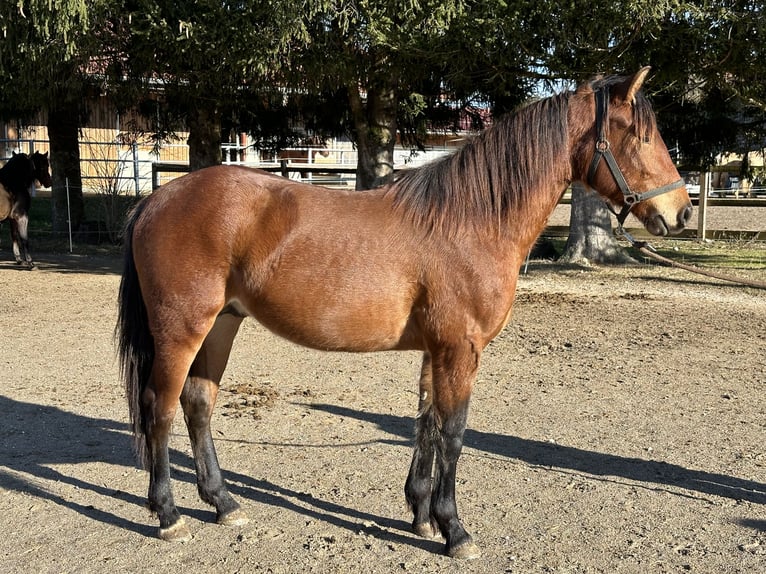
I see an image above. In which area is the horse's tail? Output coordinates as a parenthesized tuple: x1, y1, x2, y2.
(116, 200, 153, 468)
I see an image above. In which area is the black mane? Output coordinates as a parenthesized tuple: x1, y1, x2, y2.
(389, 91, 572, 236)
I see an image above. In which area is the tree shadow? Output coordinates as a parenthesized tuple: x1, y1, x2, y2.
(0, 395, 152, 535)
(738, 518, 766, 531)
(0, 252, 120, 274)
(309, 403, 766, 505)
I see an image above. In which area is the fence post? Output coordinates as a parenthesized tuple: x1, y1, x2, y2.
(132, 142, 140, 196)
(698, 171, 709, 241)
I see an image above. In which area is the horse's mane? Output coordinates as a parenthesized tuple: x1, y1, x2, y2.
(390, 74, 658, 236)
(390, 91, 572, 236)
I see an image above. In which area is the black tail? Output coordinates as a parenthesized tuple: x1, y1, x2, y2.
(116, 200, 153, 468)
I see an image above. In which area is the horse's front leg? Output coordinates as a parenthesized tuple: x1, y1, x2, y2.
(180, 311, 247, 527)
(427, 342, 482, 559)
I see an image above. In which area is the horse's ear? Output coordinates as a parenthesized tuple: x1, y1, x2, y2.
(619, 66, 651, 104)
(43, 151, 49, 158)
(12, 151, 17, 157)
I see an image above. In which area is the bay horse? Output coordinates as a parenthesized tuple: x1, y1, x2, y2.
(117, 68, 692, 558)
(0, 151, 52, 269)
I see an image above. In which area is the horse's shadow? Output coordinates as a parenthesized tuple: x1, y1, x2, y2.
(0, 395, 438, 550)
(1, 395, 763, 546)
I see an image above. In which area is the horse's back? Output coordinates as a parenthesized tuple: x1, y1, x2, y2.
(132, 165, 399, 271)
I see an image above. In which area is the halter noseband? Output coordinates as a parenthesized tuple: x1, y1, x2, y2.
(587, 86, 685, 227)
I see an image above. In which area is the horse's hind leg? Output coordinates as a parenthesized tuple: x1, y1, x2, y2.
(144, 350, 198, 542)
(10, 218, 22, 264)
(180, 310, 247, 527)
(405, 352, 440, 539)
(10, 215, 34, 268)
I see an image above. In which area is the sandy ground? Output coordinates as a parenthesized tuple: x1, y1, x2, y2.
(0, 245, 764, 573)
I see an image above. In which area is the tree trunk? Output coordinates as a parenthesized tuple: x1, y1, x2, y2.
(349, 83, 398, 190)
(559, 182, 635, 264)
(47, 99, 84, 234)
(187, 103, 222, 171)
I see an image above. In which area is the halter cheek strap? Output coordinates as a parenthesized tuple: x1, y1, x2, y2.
(587, 86, 685, 227)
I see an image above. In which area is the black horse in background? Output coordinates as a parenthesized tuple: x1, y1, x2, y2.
(0, 151, 52, 269)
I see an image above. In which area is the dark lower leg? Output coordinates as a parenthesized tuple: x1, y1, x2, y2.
(422, 340, 482, 558)
(405, 406, 437, 536)
(181, 378, 243, 523)
(431, 405, 476, 556)
(146, 410, 187, 538)
(181, 312, 244, 524)
(10, 216, 32, 266)
(10, 219, 22, 263)
(405, 353, 437, 536)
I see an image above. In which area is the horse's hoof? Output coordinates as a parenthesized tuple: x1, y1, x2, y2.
(218, 508, 249, 527)
(448, 541, 481, 560)
(158, 518, 192, 542)
(413, 522, 441, 539)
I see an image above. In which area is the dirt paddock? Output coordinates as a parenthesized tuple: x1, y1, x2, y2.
(0, 250, 764, 573)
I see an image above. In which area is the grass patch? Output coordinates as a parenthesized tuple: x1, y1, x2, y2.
(642, 239, 766, 270)
(535, 234, 765, 271)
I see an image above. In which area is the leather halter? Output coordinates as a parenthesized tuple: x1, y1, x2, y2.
(587, 86, 685, 227)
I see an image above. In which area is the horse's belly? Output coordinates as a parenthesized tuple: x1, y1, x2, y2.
(235, 277, 419, 353)
(250, 298, 414, 352)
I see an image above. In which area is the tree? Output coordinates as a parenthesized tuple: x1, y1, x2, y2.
(638, 1, 766, 168)
(109, 1, 317, 171)
(0, 0, 102, 233)
(294, 2, 473, 189)
(563, 183, 636, 264)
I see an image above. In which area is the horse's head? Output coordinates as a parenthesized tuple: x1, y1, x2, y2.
(571, 67, 692, 236)
(31, 151, 52, 188)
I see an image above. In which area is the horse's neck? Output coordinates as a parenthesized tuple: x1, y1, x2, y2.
(501, 177, 570, 259)
(478, 94, 574, 251)
(0, 163, 31, 193)
(495, 147, 572, 256)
